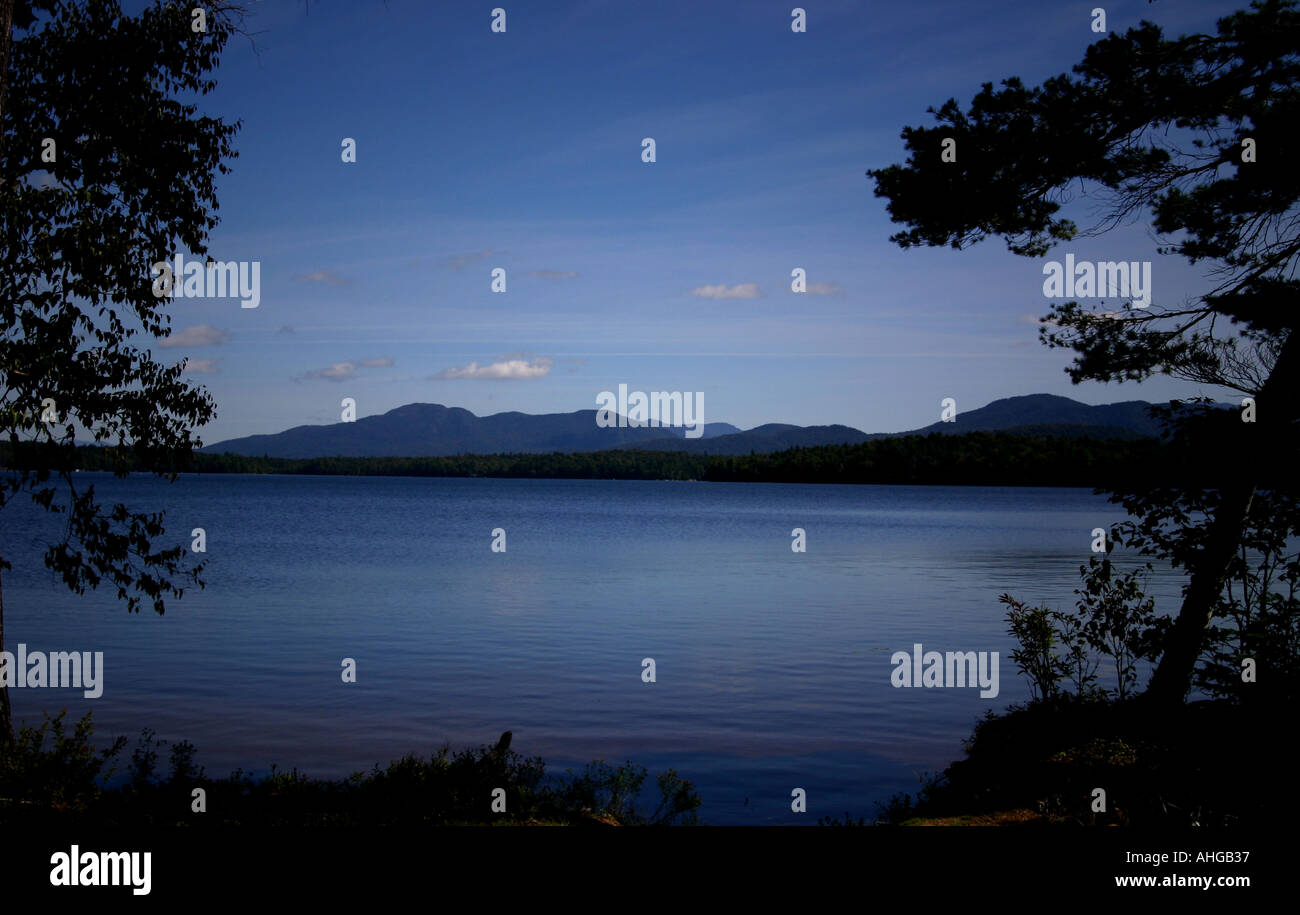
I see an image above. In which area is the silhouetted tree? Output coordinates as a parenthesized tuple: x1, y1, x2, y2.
(868, 0, 1299, 704)
(0, 0, 246, 739)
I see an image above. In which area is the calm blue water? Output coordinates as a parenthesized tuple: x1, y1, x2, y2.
(0, 474, 1184, 824)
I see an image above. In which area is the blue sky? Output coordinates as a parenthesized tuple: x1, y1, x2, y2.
(163, 0, 1251, 443)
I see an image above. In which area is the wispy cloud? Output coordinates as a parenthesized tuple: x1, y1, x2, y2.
(805, 282, 842, 295)
(293, 269, 351, 286)
(527, 269, 579, 280)
(180, 358, 220, 375)
(158, 324, 231, 348)
(301, 362, 358, 382)
(433, 357, 554, 380)
(690, 282, 761, 299)
(443, 250, 496, 269)
(296, 357, 394, 382)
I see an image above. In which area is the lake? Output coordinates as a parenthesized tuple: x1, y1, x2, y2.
(0, 474, 1185, 824)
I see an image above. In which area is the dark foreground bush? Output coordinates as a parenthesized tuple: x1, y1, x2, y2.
(0, 713, 701, 827)
(870, 694, 1295, 827)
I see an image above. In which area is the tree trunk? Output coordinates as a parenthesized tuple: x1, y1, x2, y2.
(1144, 483, 1256, 704)
(1144, 331, 1300, 705)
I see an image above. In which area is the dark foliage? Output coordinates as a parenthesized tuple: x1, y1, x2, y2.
(0, 712, 702, 826)
(1, 430, 1260, 489)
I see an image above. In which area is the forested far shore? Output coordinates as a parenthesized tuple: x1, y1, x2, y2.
(0, 431, 1268, 487)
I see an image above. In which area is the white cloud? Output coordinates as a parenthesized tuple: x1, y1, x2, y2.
(180, 358, 220, 375)
(689, 282, 761, 299)
(297, 357, 394, 382)
(434, 357, 554, 380)
(303, 362, 357, 381)
(158, 323, 231, 348)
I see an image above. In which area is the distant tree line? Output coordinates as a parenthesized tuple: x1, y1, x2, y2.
(0, 430, 1264, 488)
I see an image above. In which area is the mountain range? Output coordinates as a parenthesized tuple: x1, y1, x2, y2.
(202, 394, 1191, 459)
